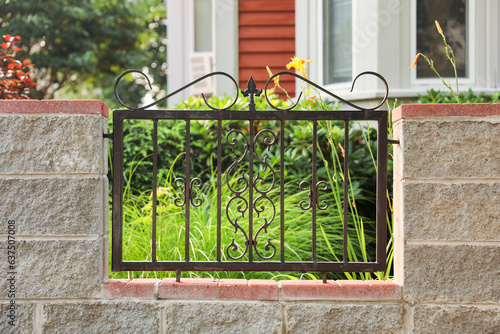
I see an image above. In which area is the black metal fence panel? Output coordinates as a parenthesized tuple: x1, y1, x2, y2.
(110, 72, 389, 278)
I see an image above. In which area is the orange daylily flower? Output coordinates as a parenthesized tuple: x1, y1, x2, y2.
(410, 53, 423, 69)
(435, 20, 443, 35)
(286, 57, 312, 77)
(307, 96, 317, 105)
(266, 66, 279, 88)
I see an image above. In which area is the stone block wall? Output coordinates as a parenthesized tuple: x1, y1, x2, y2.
(392, 104, 500, 332)
(0, 100, 498, 333)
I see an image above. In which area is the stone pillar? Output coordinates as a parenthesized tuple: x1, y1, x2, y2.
(392, 103, 500, 332)
(0, 101, 101, 330)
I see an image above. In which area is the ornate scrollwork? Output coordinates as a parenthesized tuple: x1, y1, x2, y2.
(173, 177, 203, 207)
(114, 70, 239, 110)
(252, 129, 277, 260)
(264, 71, 388, 111)
(225, 129, 250, 260)
(299, 180, 329, 211)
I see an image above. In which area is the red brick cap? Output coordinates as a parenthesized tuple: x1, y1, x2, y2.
(0, 99, 109, 117)
(392, 103, 500, 123)
(103, 278, 401, 301)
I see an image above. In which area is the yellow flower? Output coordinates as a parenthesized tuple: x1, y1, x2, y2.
(266, 66, 279, 88)
(149, 187, 170, 200)
(435, 20, 443, 35)
(410, 53, 423, 69)
(286, 57, 312, 78)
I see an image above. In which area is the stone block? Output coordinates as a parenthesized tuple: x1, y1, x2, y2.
(285, 303, 403, 333)
(0, 302, 34, 334)
(403, 182, 500, 241)
(164, 301, 282, 333)
(403, 244, 500, 303)
(0, 114, 106, 174)
(42, 302, 159, 333)
(412, 304, 500, 333)
(401, 120, 500, 179)
(0, 239, 102, 299)
(0, 176, 105, 236)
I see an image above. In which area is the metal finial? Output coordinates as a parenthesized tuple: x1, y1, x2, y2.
(241, 76, 262, 111)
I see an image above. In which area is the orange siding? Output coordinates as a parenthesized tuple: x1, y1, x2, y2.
(238, 0, 295, 98)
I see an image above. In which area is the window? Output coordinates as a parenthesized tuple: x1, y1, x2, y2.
(416, 0, 467, 78)
(194, 0, 213, 52)
(322, 0, 352, 84)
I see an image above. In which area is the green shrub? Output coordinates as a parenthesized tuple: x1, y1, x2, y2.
(416, 89, 500, 104)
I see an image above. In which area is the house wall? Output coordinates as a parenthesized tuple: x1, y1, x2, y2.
(238, 0, 296, 98)
(0, 100, 498, 333)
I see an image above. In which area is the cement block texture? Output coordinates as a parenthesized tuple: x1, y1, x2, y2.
(0, 240, 102, 299)
(285, 303, 403, 334)
(403, 182, 500, 241)
(404, 244, 500, 303)
(42, 302, 159, 333)
(164, 302, 282, 334)
(0, 114, 105, 174)
(0, 302, 34, 334)
(401, 120, 500, 178)
(412, 304, 500, 334)
(0, 177, 104, 236)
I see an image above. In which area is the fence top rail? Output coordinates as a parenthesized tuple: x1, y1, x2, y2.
(111, 109, 388, 122)
(113, 71, 389, 112)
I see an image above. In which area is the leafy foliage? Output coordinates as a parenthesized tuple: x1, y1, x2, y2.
(0, 34, 37, 99)
(0, 0, 166, 101)
(416, 89, 500, 104)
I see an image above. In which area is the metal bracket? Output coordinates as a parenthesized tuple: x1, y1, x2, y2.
(103, 133, 113, 140)
(388, 139, 399, 145)
(244, 239, 257, 247)
(176, 269, 181, 282)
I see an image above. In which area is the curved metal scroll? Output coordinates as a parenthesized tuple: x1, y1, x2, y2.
(264, 71, 389, 111)
(114, 70, 239, 110)
(224, 130, 250, 260)
(252, 129, 277, 260)
(173, 177, 203, 207)
(299, 180, 329, 211)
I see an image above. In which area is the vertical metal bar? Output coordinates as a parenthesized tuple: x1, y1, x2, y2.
(343, 121, 350, 263)
(311, 120, 317, 263)
(185, 120, 191, 262)
(376, 113, 388, 266)
(217, 120, 222, 262)
(152, 119, 158, 262)
(280, 120, 285, 263)
(112, 112, 124, 271)
(248, 120, 254, 263)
